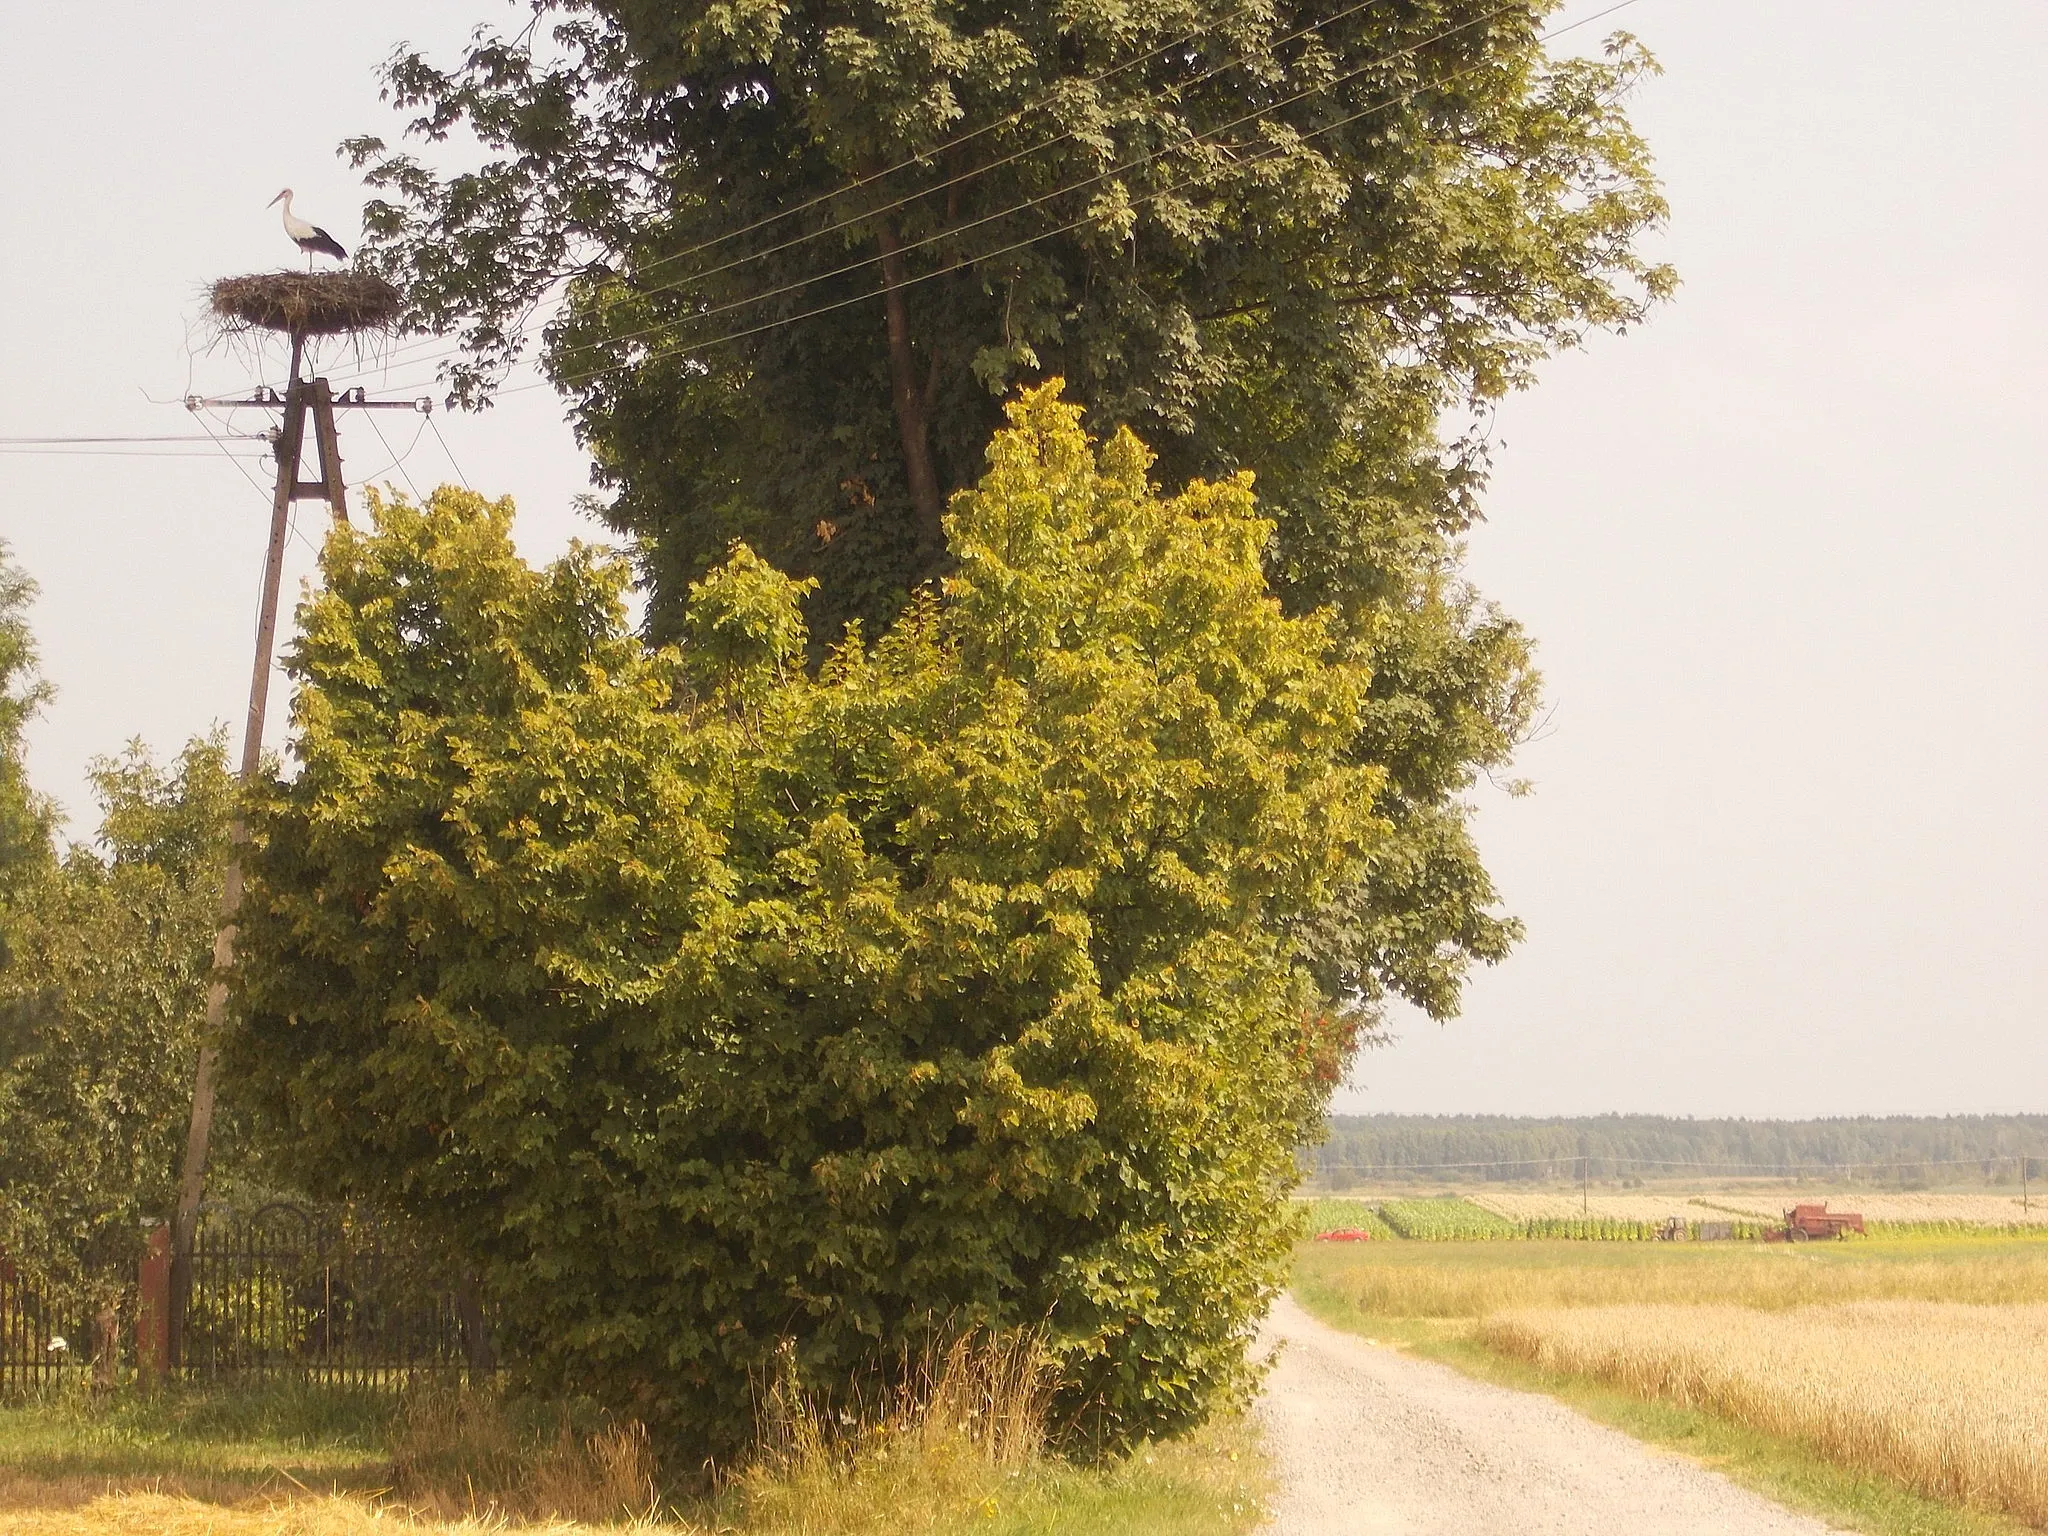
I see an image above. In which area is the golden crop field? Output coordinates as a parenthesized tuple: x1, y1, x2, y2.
(1313, 1187, 2048, 1230)
(1293, 1233, 2048, 1530)
(1483, 1300, 2048, 1527)
(1295, 1232, 2048, 1317)
(1689, 1192, 2048, 1227)
(1465, 1191, 1702, 1224)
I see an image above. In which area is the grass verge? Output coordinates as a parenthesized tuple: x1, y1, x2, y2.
(0, 1373, 1264, 1536)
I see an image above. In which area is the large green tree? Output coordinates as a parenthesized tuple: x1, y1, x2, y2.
(230, 387, 1377, 1452)
(351, 0, 1671, 1027)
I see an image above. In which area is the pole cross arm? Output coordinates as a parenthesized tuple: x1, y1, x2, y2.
(332, 387, 434, 412)
(188, 388, 431, 413)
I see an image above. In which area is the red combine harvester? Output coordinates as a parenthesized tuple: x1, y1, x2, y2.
(1779, 1202, 1866, 1241)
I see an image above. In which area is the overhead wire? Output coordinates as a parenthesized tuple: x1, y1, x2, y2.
(511, 0, 1641, 399)
(547, 2, 1521, 370)
(560, 0, 1421, 326)
(456, 0, 1333, 321)
(0, 446, 274, 459)
(357, 411, 429, 501)
(426, 417, 470, 492)
(191, 410, 279, 505)
(341, 0, 1628, 404)
(311, 0, 1355, 388)
(0, 433, 267, 445)
(322, 0, 1532, 390)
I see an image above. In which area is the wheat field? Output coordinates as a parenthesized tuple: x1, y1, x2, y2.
(1341, 1188, 2048, 1229)
(1294, 1232, 2048, 1319)
(1482, 1300, 2048, 1526)
(1689, 1192, 2048, 1227)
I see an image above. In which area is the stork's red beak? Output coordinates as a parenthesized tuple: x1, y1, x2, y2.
(269, 190, 288, 207)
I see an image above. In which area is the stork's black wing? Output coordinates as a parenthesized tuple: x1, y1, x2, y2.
(300, 227, 348, 261)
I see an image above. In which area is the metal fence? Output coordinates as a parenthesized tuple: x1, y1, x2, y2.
(178, 1201, 490, 1382)
(0, 1256, 90, 1394)
(2, 1202, 492, 1394)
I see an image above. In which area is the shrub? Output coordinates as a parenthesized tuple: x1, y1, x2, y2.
(229, 383, 1378, 1455)
(0, 735, 233, 1322)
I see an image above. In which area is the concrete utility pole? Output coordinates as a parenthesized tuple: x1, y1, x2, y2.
(166, 335, 428, 1366)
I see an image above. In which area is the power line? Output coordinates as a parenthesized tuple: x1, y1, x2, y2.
(558, 0, 1433, 331)
(426, 416, 470, 492)
(191, 410, 279, 505)
(327, 0, 1544, 390)
(513, 0, 1643, 399)
(358, 411, 428, 501)
(547, 2, 1515, 371)
(507, 0, 1327, 308)
(0, 433, 267, 445)
(0, 447, 272, 459)
(322, 0, 1306, 380)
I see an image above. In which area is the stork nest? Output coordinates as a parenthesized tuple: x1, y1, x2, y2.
(209, 271, 403, 338)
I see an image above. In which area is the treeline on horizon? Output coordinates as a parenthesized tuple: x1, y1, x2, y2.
(1305, 1114, 2048, 1187)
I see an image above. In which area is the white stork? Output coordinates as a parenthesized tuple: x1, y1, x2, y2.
(269, 189, 348, 268)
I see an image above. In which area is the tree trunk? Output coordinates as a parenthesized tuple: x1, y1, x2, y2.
(874, 221, 946, 560)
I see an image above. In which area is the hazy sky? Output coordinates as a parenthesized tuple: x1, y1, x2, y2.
(2, 3, 2041, 1119)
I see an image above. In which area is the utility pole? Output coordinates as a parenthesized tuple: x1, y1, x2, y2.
(165, 336, 429, 1366)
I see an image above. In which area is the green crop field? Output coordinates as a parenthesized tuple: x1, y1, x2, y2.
(1375, 1197, 1521, 1241)
(1294, 1198, 1396, 1240)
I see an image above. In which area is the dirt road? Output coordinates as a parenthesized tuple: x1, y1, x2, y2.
(1256, 1294, 1841, 1535)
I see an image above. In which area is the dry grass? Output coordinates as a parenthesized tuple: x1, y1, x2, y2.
(0, 1333, 1264, 1536)
(389, 1390, 658, 1525)
(0, 1490, 648, 1533)
(734, 1330, 1055, 1535)
(1482, 1301, 2048, 1527)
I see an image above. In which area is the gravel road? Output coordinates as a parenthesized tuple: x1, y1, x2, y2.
(1255, 1294, 1843, 1535)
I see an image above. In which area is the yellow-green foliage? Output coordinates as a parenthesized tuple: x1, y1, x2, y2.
(229, 383, 1379, 1457)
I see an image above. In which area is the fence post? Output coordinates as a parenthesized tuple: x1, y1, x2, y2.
(455, 1271, 495, 1376)
(136, 1224, 171, 1381)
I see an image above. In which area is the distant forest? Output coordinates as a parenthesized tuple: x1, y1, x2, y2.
(1305, 1115, 2048, 1188)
